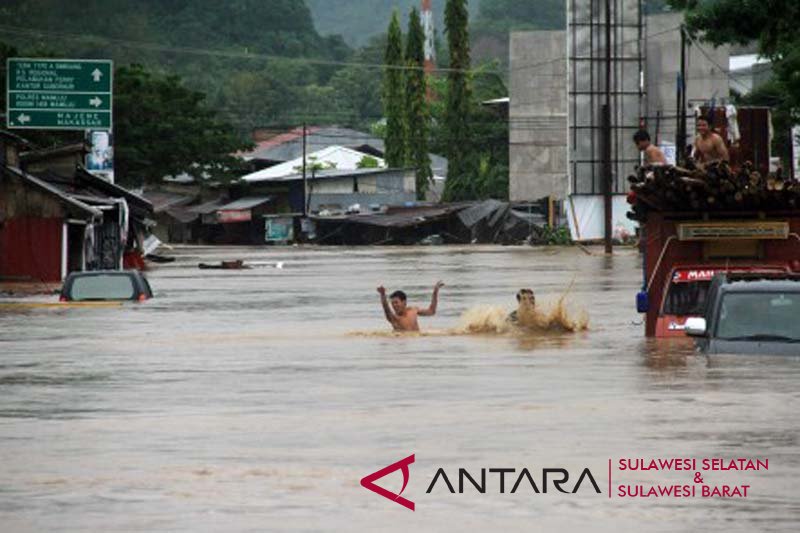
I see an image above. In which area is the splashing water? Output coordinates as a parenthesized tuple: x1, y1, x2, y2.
(349, 296, 588, 338)
(455, 296, 589, 336)
(515, 295, 589, 333)
(454, 306, 512, 335)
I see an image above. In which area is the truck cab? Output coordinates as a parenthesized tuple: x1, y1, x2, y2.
(655, 264, 791, 337)
(640, 212, 800, 337)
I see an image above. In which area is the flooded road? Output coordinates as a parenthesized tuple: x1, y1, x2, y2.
(1, 245, 798, 532)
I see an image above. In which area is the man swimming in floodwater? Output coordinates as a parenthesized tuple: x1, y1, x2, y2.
(508, 288, 536, 324)
(377, 281, 444, 331)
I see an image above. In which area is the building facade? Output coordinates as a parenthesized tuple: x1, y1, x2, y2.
(509, 7, 731, 240)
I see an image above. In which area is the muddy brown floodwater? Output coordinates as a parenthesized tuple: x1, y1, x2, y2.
(1, 245, 798, 532)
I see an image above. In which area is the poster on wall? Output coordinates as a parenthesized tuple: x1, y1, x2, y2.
(85, 130, 114, 183)
(659, 141, 677, 166)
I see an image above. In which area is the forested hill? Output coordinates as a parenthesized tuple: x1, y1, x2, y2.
(307, 0, 564, 49)
(0, 0, 349, 59)
(307, 0, 478, 48)
(308, 0, 671, 52)
(0, 0, 355, 132)
(0, 0, 670, 136)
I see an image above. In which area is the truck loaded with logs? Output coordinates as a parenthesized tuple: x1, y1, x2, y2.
(627, 159, 800, 338)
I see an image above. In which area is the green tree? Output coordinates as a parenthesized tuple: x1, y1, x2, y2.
(383, 11, 407, 167)
(216, 70, 291, 132)
(405, 7, 433, 200)
(327, 36, 386, 129)
(113, 64, 250, 186)
(668, 0, 800, 120)
(427, 61, 509, 201)
(356, 155, 380, 169)
(442, 0, 474, 202)
(473, 0, 563, 34)
(470, 62, 509, 199)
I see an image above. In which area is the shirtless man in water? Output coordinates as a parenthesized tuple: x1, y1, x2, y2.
(693, 116, 729, 166)
(508, 288, 535, 324)
(377, 281, 444, 331)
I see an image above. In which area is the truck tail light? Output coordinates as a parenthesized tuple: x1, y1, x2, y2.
(59, 295, 67, 302)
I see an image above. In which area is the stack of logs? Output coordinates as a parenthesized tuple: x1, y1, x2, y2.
(627, 160, 800, 222)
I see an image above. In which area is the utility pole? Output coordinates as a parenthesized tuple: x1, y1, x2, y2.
(301, 122, 307, 217)
(792, 126, 799, 181)
(421, 0, 435, 101)
(603, 0, 613, 254)
(676, 26, 687, 165)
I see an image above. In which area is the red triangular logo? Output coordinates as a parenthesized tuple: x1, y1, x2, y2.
(360, 454, 415, 511)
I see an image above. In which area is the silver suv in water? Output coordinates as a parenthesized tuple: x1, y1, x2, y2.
(685, 274, 800, 355)
(60, 270, 153, 302)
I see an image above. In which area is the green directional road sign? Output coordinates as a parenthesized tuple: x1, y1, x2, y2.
(6, 58, 112, 130)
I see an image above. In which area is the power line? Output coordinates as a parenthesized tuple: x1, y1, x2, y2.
(1, 21, 749, 99)
(683, 32, 752, 93)
(0, 24, 497, 76)
(506, 25, 682, 73)
(0, 22, 682, 78)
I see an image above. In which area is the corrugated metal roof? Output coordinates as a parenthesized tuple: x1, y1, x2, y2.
(164, 206, 200, 224)
(20, 142, 88, 163)
(314, 203, 471, 228)
(142, 191, 196, 212)
(457, 199, 508, 227)
(0, 129, 32, 147)
(187, 198, 226, 214)
(240, 146, 386, 182)
(3, 165, 102, 218)
(237, 126, 449, 178)
(75, 166, 153, 212)
(217, 196, 272, 211)
(254, 167, 409, 183)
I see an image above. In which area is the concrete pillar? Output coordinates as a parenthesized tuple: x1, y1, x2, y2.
(509, 31, 568, 202)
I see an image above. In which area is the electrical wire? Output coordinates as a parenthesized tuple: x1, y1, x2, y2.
(683, 32, 752, 93)
(0, 19, 768, 147)
(0, 23, 494, 76)
(0, 22, 681, 78)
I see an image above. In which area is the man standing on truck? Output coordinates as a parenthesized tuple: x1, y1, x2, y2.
(692, 116, 729, 166)
(377, 282, 444, 332)
(633, 130, 667, 165)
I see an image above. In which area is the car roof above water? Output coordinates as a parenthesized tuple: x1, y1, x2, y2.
(716, 276, 800, 293)
(66, 270, 145, 277)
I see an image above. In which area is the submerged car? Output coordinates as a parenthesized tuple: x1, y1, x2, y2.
(60, 270, 153, 302)
(685, 273, 800, 355)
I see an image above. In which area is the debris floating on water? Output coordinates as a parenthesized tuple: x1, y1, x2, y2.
(198, 260, 249, 270)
